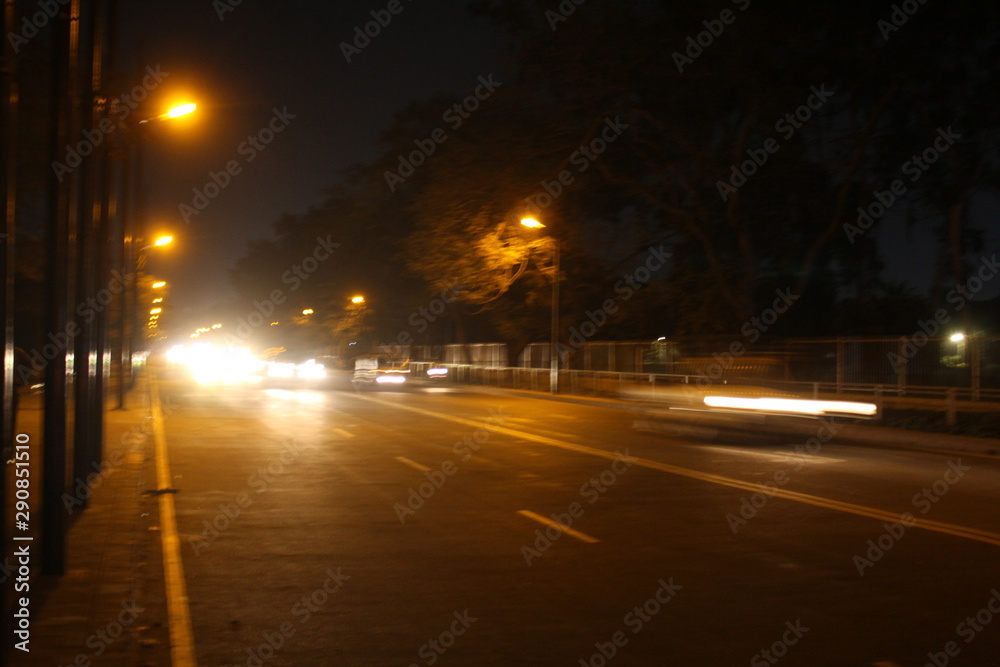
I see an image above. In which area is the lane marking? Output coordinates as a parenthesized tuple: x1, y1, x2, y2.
(150, 376, 198, 667)
(351, 394, 1000, 548)
(518, 510, 600, 543)
(333, 427, 355, 438)
(395, 456, 431, 473)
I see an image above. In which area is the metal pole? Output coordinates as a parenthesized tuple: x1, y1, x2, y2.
(42, 2, 73, 576)
(550, 239, 559, 394)
(1, 0, 20, 646)
(72, 0, 101, 504)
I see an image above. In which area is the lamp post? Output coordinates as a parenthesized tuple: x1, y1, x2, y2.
(117, 101, 195, 405)
(118, 234, 172, 408)
(521, 217, 559, 393)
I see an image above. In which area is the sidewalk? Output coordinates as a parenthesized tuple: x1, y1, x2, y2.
(6, 374, 171, 666)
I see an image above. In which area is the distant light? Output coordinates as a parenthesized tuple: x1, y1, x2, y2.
(154, 236, 173, 247)
(950, 333, 965, 342)
(427, 368, 448, 377)
(520, 217, 544, 229)
(167, 103, 197, 118)
(150, 308, 162, 314)
(657, 337, 666, 341)
(375, 374, 406, 384)
(153, 298, 163, 303)
(302, 308, 314, 315)
(270, 321, 279, 326)
(211, 323, 222, 329)
(351, 296, 365, 304)
(152, 281, 166, 288)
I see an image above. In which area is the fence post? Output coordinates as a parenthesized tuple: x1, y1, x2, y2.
(946, 387, 957, 427)
(836, 337, 845, 393)
(897, 338, 907, 397)
(970, 337, 980, 401)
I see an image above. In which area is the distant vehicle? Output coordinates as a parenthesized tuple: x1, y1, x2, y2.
(261, 348, 327, 385)
(352, 355, 410, 387)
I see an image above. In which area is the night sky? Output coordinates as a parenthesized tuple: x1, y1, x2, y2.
(119, 0, 510, 317)
(117, 0, 999, 322)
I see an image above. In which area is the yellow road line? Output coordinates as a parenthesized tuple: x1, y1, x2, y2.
(150, 376, 198, 667)
(518, 510, 600, 543)
(352, 394, 1000, 548)
(395, 456, 432, 472)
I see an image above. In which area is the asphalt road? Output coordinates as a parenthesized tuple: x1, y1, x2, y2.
(150, 369, 1000, 667)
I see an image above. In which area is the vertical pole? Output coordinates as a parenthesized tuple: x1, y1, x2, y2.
(550, 239, 559, 394)
(1, 0, 19, 647)
(73, 0, 100, 505)
(42, 2, 74, 576)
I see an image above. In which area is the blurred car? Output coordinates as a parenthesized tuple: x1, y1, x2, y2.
(352, 355, 410, 388)
(261, 349, 328, 386)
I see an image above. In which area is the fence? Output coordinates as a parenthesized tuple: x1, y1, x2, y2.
(418, 336, 1000, 400)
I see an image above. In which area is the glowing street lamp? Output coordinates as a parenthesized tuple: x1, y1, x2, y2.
(152, 281, 166, 289)
(520, 217, 560, 393)
(351, 296, 365, 304)
(139, 103, 198, 125)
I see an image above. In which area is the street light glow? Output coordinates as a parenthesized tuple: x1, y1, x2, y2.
(154, 235, 173, 247)
(150, 308, 162, 314)
(302, 308, 314, 315)
(950, 333, 965, 342)
(351, 296, 365, 304)
(520, 217, 544, 229)
(152, 281, 166, 288)
(166, 103, 197, 118)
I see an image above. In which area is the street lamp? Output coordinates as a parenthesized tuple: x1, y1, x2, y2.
(520, 217, 560, 393)
(351, 295, 365, 304)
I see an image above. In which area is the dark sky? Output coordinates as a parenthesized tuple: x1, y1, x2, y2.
(118, 1, 999, 324)
(119, 1, 510, 316)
